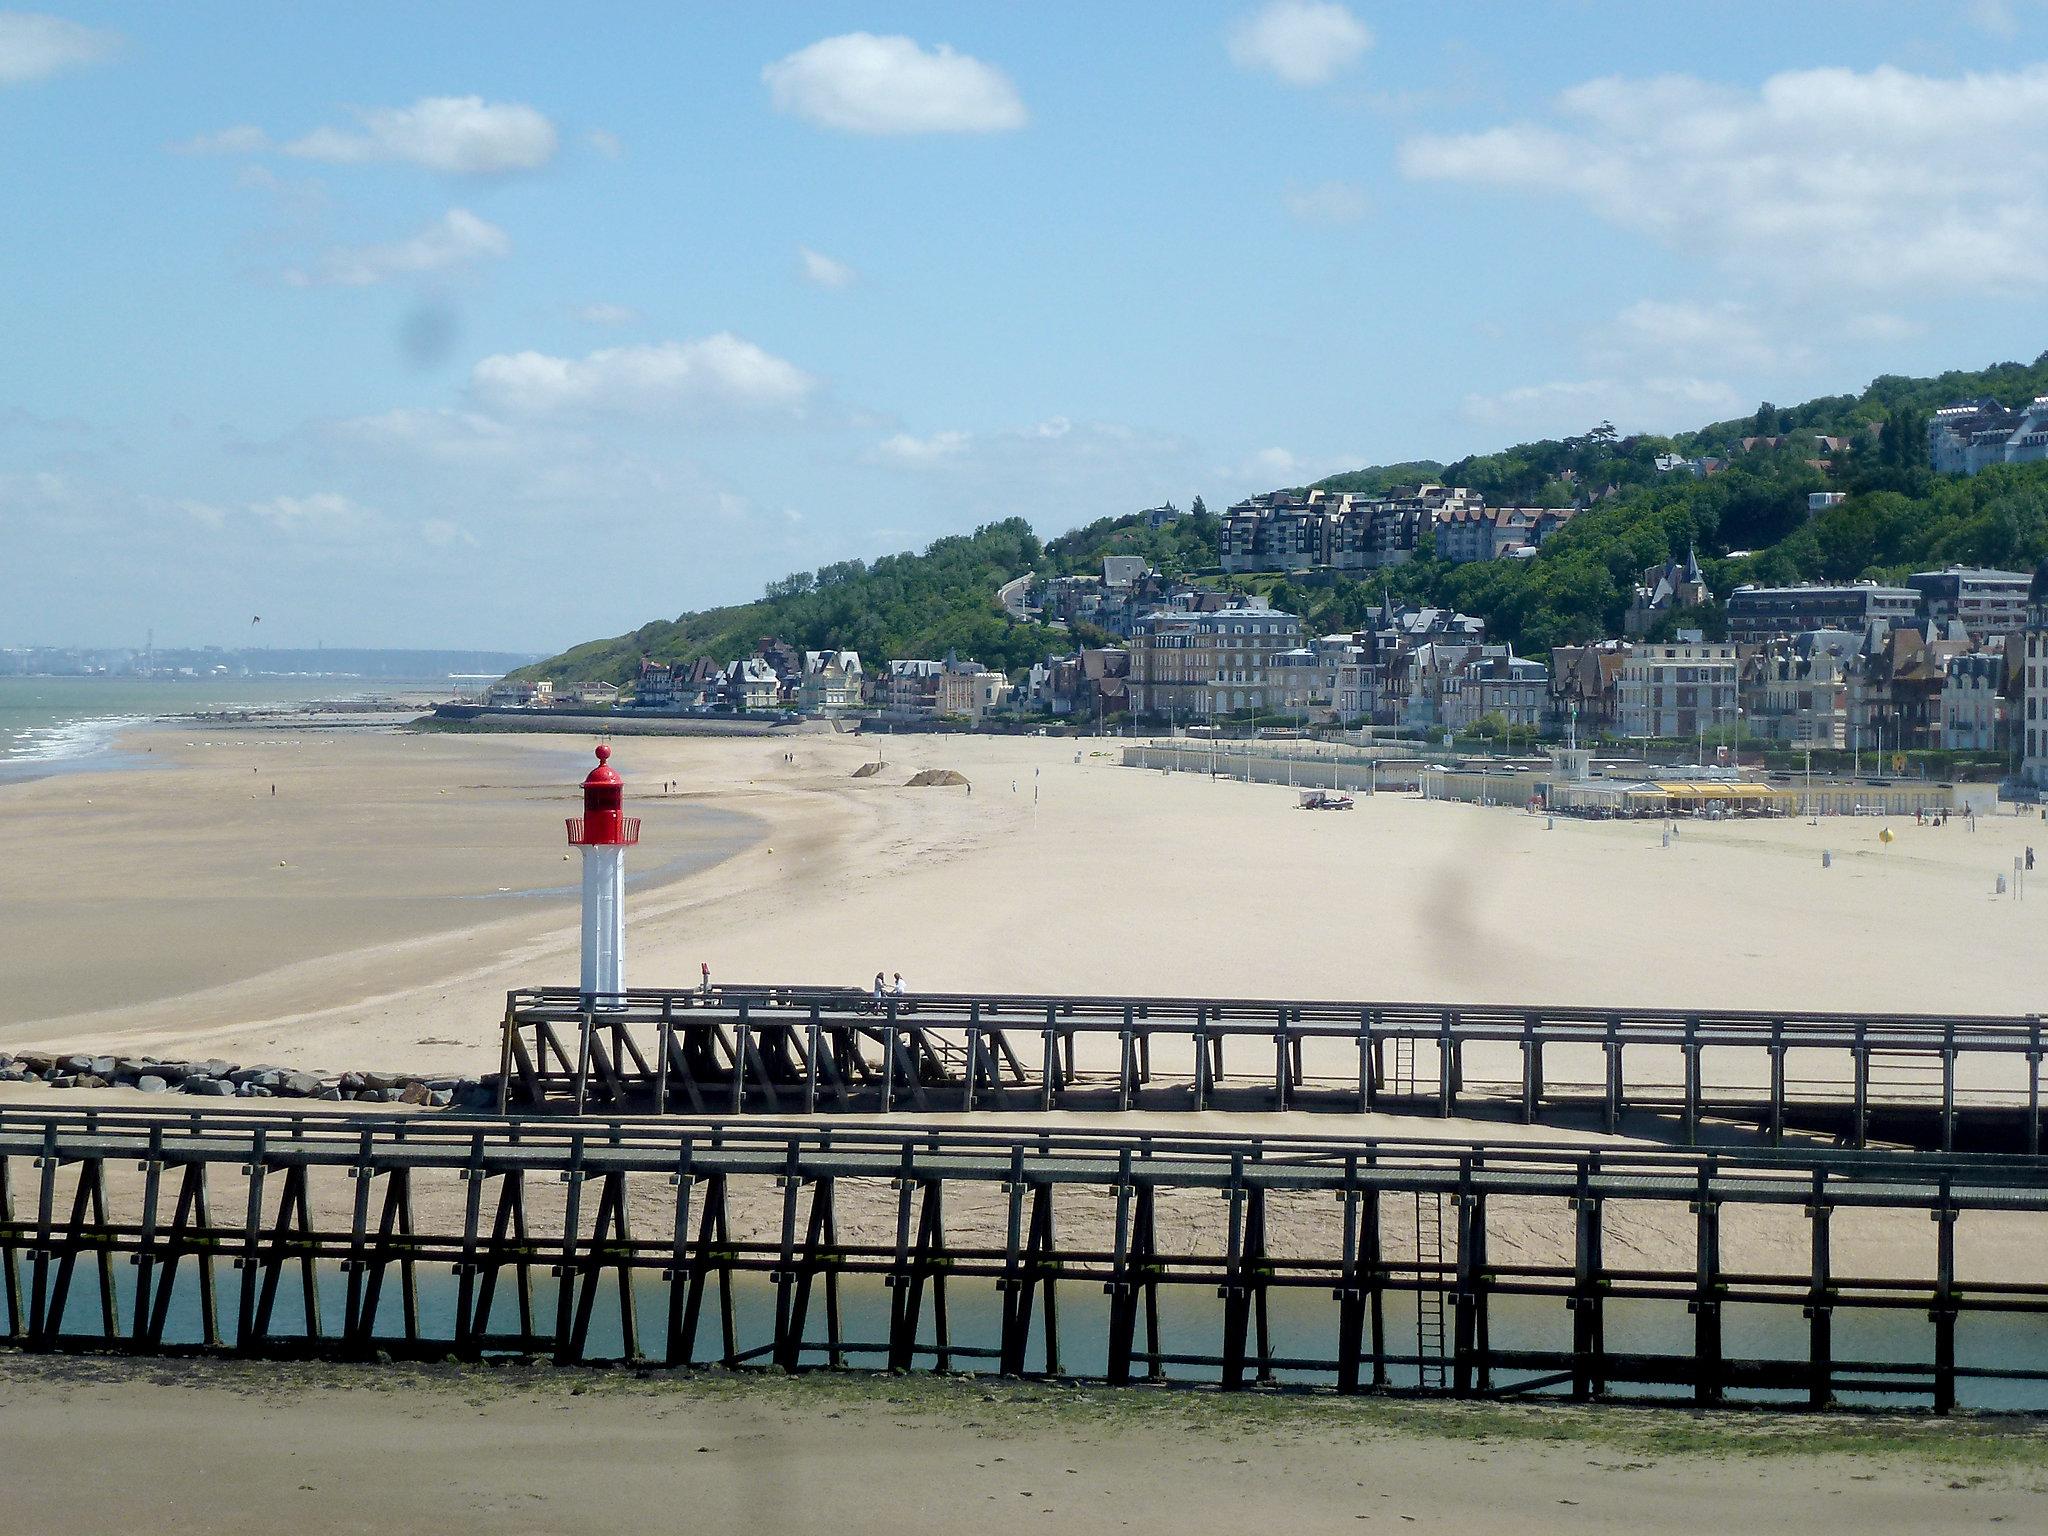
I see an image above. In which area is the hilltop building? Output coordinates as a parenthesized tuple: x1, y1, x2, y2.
(1930, 397, 2048, 475)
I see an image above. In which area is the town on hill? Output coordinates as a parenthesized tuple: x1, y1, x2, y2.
(505, 349, 2048, 789)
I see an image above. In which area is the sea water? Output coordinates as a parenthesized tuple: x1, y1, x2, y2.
(0, 676, 438, 781)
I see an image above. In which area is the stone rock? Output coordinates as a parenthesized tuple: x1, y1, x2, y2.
(76, 1073, 109, 1089)
(315, 1087, 343, 1102)
(359, 1071, 402, 1093)
(62, 1054, 92, 1074)
(245, 1084, 273, 1098)
(0, 1068, 27, 1083)
(339, 1072, 365, 1093)
(115, 1057, 154, 1078)
(204, 1059, 235, 1078)
(89, 1056, 116, 1078)
(48, 1075, 76, 1089)
(186, 1077, 234, 1097)
(428, 1089, 453, 1109)
(136, 1075, 169, 1093)
(398, 1082, 431, 1106)
(282, 1072, 323, 1097)
(16, 1051, 57, 1074)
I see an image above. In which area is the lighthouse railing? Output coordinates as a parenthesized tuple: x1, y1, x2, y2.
(565, 816, 641, 845)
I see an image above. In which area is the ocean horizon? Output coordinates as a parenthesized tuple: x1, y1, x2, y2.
(0, 675, 448, 781)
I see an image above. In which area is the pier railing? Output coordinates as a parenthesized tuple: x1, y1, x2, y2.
(498, 985, 2048, 1152)
(3, 1104, 2045, 1410)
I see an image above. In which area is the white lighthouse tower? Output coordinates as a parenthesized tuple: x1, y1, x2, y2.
(567, 744, 637, 1006)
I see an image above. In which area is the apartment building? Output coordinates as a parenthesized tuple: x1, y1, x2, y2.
(1725, 583, 1920, 645)
(1742, 636, 1851, 747)
(1617, 641, 1740, 739)
(1929, 397, 2048, 475)
(1906, 566, 2032, 641)
(2021, 566, 2048, 789)
(1126, 603, 1304, 719)
(1942, 651, 2005, 752)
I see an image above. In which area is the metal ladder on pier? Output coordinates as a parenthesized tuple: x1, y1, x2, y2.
(1414, 1190, 1448, 1389)
(1393, 1034, 1418, 1099)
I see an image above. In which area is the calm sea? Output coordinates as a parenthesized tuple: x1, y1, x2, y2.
(0, 675, 442, 780)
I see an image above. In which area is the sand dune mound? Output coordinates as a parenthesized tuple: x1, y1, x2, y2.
(851, 761, 884, 778)
(905, 768, 969, 788)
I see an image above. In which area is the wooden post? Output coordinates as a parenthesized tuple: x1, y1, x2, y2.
(1603, 1021, 1620, 1134)
(2029, 1020, 2042, 1158)
(1932, 1180, 1957, 1415)
(1941, 1024, 1956, 1153)
(1852, 1025, 1869, 1148)
(1806, 1169, 1833, 1409)
(1682, 1017, 1701, 1146)
(1570, 1164, 1604, 1400)
(1691, 1168, 1722, 1405)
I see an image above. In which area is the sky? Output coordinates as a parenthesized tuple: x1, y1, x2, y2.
(5, 1, 2048, 652)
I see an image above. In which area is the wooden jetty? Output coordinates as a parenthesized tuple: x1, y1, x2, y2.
(5, 1104, 2048, 1411)
(498, 984, 2048, 1152)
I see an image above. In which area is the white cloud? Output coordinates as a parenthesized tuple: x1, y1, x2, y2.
(877, 429, 971, 464)
(1282, 178, 1369, 226)
(327, 407, 525, 466)
(173, 124, 270, 155)
(1228, 2, 1372, 88)
(0, 11, 118, 86)
(1400, 64, 2048, 293)
(248, 491, 377, 535)
(1604, 298, 1804, 373)
(284, 95, 558, 173)
(419, 517, 477, 548)
(1842, 311, 1925, 343)
(799, 246, 857, 289)
(1460, 377, 1747, 439)
(763, 33, 1027, 135)
(573, 301, 640, 326)
(283, 208, 510, 287)
(470, 335, 818, 418)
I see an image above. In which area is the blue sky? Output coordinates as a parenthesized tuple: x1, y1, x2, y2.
(5, 1, 2048, 651)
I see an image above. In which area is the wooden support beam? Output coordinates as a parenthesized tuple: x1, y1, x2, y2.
(1691, 1169, 1722, 1406)
(1932, 1180, 1956, 1416)
(1806, 1169, 1833, 1410)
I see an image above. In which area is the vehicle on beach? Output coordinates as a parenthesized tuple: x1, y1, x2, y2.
(1297, 789, 1355, 810)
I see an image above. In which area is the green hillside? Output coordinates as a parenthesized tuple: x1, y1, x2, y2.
(521, 519, 1070, 686)
(524, 350, 2048, 683)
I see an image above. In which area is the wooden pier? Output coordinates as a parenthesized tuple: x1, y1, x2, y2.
(5, 1104, 2048, 1410)
(498, 985, 2048, 1152)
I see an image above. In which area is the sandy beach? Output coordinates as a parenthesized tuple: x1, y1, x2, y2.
(3, 722, 2046, 1078)
(1, 1357, 2042, 1536)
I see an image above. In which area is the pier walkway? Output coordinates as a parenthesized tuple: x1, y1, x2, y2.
(499, 985, 2048, 1153)
(4, 1104, 2047, 1410)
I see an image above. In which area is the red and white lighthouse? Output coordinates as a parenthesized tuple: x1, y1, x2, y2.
(566, 744, 638, 1005)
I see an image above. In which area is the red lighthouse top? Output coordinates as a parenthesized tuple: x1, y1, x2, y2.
(567, 744, 639, 846)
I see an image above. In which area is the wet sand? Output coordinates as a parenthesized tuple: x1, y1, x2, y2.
(0, 1358, 2040, 1536)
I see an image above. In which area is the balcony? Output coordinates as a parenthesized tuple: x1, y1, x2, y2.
(566, 816, 641, 847)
